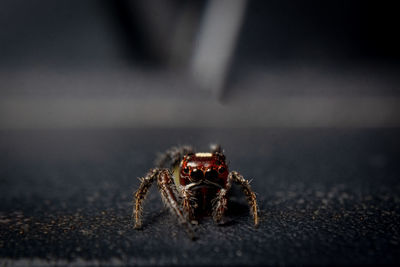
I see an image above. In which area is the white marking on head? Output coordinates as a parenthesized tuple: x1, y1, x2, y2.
(195, 152, 213, 157)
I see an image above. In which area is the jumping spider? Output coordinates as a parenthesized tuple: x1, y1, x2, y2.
(133, 145, 259, 239)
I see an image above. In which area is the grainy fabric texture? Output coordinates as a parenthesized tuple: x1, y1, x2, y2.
(0, 128, 399, 266)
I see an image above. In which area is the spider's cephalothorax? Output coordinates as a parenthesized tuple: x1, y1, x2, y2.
(178, 152, 228, 217)
(133, 145, 259, 239)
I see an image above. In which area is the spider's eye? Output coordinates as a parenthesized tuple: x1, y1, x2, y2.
(218, 166, 226, 174)
(205, 169, 218, 181)
(183, 166, 189, 174)
(191, 169, 203, 181)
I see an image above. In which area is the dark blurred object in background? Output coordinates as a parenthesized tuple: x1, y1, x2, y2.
(0, 0, 399, 128)
(2, 1, 400, 67)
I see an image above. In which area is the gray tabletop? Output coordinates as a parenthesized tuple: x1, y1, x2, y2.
(1, 128, 399, 266)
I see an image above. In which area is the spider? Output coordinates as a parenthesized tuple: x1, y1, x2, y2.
(133, 145, 259, 239)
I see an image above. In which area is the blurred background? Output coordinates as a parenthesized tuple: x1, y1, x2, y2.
(1, 1, 400, 265)
(1, 0, 399, 129)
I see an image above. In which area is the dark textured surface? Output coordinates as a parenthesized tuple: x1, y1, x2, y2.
(0, 128, 399, 266)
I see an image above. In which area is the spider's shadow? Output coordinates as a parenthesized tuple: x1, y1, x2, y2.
(195, 189, 251, 227)
(219, 199, 250, 226)
(226, 199, 250, 217)
(140, 209, 169, 229)
(140, 187, 253, 229)
(226, 185, 252, 215)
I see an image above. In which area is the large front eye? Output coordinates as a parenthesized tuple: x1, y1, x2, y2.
(183, 166, 189, 174)
(218, 166, 226, 174)
(191, 169, 203, 181)
(205, 169, 218, 182)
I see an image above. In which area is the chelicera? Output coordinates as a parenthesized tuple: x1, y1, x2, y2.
(133, 145, 259, 239)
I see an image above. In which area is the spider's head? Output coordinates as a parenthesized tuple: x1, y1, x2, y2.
(179, 152, 229, 188)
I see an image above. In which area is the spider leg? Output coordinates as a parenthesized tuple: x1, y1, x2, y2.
(212, 187, 230, 225)
(212, 168, 234, 225)
(155, 145, 194, 168)
(229, 171, 259, 227)
(133, 169, 159, 229)
(181, 185, 197, 223)
(157, 169, 196, 240)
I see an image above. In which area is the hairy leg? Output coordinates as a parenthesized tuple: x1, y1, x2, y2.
(181, 185, 198, 223)
(229, 171, 259, 226)
(155, 145, 194, 168)
(157, 169, 196, 239)
(133, 169, 159, 229)
(212, 166, 233, 224)
(212, 188, 229, 224)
